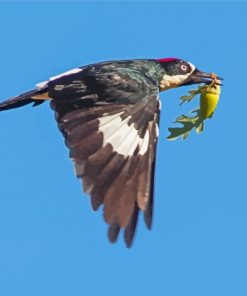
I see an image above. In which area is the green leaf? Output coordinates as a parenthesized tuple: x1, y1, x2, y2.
(179, 84, 205, 105)
(195, 122, 204, 134)
(167, 83, 218, 141)
(167, 116, 198, 140)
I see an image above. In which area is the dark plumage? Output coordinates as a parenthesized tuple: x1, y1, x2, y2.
(0, 58, 218, 247)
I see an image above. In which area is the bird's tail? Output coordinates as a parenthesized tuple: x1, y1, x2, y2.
(0, 88, 49, 112)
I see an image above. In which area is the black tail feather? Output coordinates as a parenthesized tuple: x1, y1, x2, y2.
(0, 89, 47, 111)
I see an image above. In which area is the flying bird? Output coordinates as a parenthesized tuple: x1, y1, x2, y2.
(0, 58, 220, 247)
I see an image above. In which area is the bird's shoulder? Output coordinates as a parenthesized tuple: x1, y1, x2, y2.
(47, 60, 161, 104)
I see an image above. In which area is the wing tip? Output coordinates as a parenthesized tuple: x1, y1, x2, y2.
(108, 224, 121, 243)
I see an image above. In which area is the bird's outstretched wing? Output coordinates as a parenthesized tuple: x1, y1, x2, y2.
(49, 64, 160, 247)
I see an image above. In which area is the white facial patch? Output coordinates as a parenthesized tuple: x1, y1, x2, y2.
(98, 113, 149, 157)
(188, 62, 195, 73)
(160, 62, 195, 90)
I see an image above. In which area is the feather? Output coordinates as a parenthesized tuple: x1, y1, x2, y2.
(124, 204, 139, 247)
(108, 224, 121, 243)
(52, 91, 160, 246)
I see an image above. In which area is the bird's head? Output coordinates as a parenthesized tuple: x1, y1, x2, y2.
(156, 58, 222, 91)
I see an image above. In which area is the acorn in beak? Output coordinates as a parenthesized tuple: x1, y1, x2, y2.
(182, 69, 223, 86)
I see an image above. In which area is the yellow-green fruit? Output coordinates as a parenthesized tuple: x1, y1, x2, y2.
(199, 84, 221, 119)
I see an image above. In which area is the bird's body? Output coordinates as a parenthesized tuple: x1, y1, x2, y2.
(37, 59, 163, 104)
(0, 58, 219, 247)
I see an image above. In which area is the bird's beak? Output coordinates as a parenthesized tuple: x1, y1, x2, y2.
(182, 69, 223, 86)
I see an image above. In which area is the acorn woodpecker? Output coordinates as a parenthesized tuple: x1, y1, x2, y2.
(0, 58, 221, 247)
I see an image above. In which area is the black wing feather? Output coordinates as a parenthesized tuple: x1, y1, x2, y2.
(50, 65, 161, 247)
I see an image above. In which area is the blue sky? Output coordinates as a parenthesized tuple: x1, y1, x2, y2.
(0, 1, 247, 296)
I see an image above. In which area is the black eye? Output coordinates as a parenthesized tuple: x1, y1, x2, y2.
(180, 64, 188, 72)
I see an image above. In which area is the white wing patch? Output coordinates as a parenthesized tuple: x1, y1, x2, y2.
(35, 68, 83, 90)
(155, 123, 159, 137)
(139, 130, 149, 155)
(50, 68, 82, 81)
(98, 112, 149, 157)
(36, 80, 48, 89)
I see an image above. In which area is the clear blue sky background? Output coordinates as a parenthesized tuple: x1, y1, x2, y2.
(0, 2, 247, 296)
